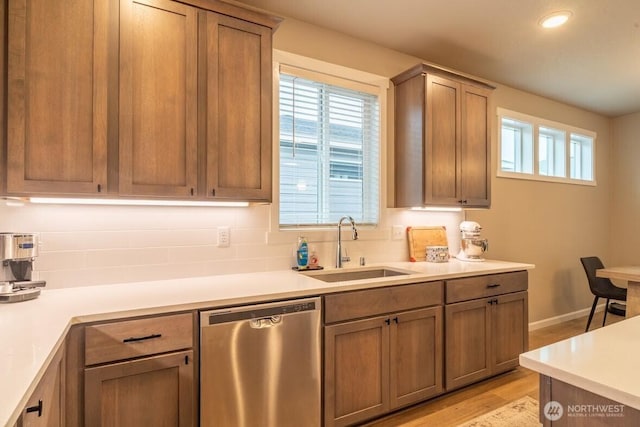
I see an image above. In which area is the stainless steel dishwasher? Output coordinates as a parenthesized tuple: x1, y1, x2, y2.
(200, 297, 321, 427)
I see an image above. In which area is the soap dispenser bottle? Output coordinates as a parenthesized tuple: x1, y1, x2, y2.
(296, 236, 309, 269)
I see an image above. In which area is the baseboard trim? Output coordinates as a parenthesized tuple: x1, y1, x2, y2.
(528, 303, 606, 331)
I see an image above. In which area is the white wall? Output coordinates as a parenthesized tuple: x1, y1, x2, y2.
(1, 203, 462, 289)
(611, 112, 640, 266)
(469, 85, 612, 322)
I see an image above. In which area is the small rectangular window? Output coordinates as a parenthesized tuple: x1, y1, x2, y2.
(570, 133, 594, 181)
(500, 117, 533, 174)
(497, 108, 596, 185)
(538, 126, 565, 178)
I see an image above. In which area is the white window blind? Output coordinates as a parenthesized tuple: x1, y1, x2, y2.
(278, 68, 380, 227)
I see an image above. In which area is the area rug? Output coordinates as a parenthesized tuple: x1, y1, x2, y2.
(457, 396, 540, 427)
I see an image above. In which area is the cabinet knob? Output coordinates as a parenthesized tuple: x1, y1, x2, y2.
(26, 399, 43, 417)
(393, 317, 399, 324)
(384, 318, 391, 325)
(211, 189, 216, 197)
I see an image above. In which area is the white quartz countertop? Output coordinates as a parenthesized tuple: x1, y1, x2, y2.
(1, 259, 532, 426)
(520, 315, 640, 410)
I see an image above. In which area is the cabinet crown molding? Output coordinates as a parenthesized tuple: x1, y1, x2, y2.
(391, 63, 495, 90)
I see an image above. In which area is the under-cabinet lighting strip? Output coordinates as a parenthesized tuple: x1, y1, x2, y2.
(26, 197, 249, 207)
(410, 206, 462, 212)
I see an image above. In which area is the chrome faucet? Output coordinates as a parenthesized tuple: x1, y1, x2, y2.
(336, 216, 358, 268)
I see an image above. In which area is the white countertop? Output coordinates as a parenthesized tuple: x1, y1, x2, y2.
(1, 259, 532, 427)
(520, 315, 640, 410)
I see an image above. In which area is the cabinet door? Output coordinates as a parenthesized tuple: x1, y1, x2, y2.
(204, 12, 272, 201)
(20, 345, 65, 427)
(119, 0, 198, 197)
(324, 317, 389, 427)
(6, 0, 109, 195)
(460, 84, 491, 207)
(84, 350, 194, 427)
(444, 298, 491, 390)
(393, 73, 426, 207)
(389, 306, 443, 409)
(425, 74, 461, 206)
(492, 291, 528, 374)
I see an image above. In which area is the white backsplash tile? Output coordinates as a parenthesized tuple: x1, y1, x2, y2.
(168, 245, 236, 264)
(0, 203, 462, 289)
(85, 248, 169, 268)
(34, 251, 87, 271)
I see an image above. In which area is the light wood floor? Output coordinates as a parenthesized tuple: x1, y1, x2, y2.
(364, 309, 624, 427)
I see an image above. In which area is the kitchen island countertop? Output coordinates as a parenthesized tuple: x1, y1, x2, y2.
(1, 259, 533, 426)
(520, 315, 640, 411)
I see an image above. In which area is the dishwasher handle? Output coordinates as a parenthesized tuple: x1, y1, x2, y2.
(250, 315, 282, 329)
(202, 298, 318, 326)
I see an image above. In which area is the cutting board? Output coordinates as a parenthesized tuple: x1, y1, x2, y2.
(407, 226, 448, 262)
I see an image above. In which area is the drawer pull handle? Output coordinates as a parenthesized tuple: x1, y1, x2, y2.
(487, 284, 501, 288)
(26, 400, 43, 417)
(123, 333, 162, 343)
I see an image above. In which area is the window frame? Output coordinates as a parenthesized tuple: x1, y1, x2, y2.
(270, 50, 389, 235)
(497, 108, 597, 186)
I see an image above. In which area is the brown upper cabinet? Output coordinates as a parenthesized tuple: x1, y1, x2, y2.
(6, 0, 110, 195)
(3, 0, 278, 201)
(203, 12, 273, 200)
(120, 0, 276, 201)
(392, 64, 494, 208)
(119, 0, 199, 198)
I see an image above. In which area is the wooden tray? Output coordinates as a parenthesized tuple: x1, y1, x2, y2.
(407, 226, 448, 262)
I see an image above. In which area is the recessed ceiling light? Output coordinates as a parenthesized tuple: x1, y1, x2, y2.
(539, 10, 573, 28)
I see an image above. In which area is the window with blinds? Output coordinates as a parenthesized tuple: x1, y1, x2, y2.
(278, 69, 380, 227)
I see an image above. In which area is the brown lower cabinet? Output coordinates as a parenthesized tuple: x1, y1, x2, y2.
(322, 272, 528, 426)
(16, 344, 65, 427)
(324, 282, 443, 426)
(61, 312, 196, 427)
(445, 290, 528, 391)
(324, 306, 443, 427)
(84, 350, 194, 427)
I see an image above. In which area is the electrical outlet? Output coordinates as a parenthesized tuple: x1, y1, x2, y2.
(217, 226, 230, 247)
(392, 225, 404, 240)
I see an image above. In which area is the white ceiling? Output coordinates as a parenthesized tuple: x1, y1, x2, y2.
(236, 0, 640, 118)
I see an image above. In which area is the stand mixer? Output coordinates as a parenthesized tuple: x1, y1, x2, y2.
(0, 233, 46, 303)
(456, 221, 489, 262)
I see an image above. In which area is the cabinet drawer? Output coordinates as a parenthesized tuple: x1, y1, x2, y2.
(85, 313, 193, 366)
(445, 271, 527, 304)
(324, 281, 443, 324)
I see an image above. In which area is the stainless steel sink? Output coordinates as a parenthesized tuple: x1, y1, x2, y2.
(303, 267, 410, 283)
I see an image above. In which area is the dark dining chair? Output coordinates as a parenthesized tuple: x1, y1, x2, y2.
(580, 256, 627, 332)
